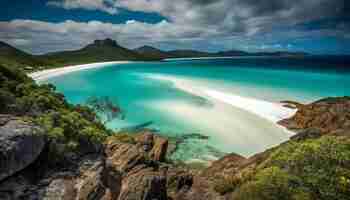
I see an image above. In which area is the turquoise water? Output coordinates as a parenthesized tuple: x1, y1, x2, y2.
(43, 57, 350, 162)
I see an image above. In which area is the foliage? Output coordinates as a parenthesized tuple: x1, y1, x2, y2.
(263, 136, 350, 200)
(0, 41, 56, 71)
(214, 175, 242, 195)
(0, 64, 112, 153)
(231, 136, 350, 200)
(232, 167, 311, 200)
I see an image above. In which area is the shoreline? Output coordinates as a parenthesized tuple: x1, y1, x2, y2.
(141, 73, 297, 135)
(28, 61, 131, 81)
(28, 62, 298, 159)
(29, 61, 297, 137)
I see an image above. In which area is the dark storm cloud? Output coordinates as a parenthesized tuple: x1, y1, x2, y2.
(0, 0, 347, 54)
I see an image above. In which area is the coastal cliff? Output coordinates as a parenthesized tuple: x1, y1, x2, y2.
(0, 64, 349, 200)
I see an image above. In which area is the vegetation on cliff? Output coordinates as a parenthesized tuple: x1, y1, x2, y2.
(231, 136, 350, 200)
(0, 64, 112, 157)
(209, 97, 350, 200)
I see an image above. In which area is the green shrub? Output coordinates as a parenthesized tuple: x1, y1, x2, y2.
(233, 136, 350, 200)
(264, 136, 350, 200)
(214, 175, 242, 195)
(0, 64, 113, 163)
(232, 167, 311, 200)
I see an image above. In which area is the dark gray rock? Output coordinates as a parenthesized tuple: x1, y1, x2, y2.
(0, 154, 109, 200)
(0, 117, 45, 182)
(290, 128, 322, 141)
(0, 174, 41, 200)
(42, 178, 76, 200)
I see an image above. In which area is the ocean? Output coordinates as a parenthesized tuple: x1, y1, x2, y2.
(43, 56, 350, 162)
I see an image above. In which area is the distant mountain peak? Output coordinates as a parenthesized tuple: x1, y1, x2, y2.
(0, 41, 15, 49)
(91, 38, 119, 47)
(135, 45, 162, 52)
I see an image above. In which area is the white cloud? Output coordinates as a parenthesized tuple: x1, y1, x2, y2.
(1, 0, 346, 54)
(48, 0, 345, 37)
(48, 0, 118, 14)
(0, 19, 212, 54)
(1, 17, 346, 54)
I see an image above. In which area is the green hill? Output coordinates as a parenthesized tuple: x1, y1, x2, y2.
(40, 39, 158, 66)
(0, 39, 311, 72)
(134, 45, 170, 59)
(167, 49, 214, 58)
(134, 46, 216, 59)
(0, 39, 161, 71)
(0, 41, 49, 71)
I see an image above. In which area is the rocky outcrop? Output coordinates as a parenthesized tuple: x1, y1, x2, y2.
(42, 178, 77, 200)
(149, 136, 168, 162)
(135, 132, 168, 162)
(202, 153, 246, 180)
(279, 97, 350, 134)
(118, 169, 167, 200)
(0, 154, 107, 200)
(0, 115, 45, 182)
(173, 177, 227, 200)
(166, 167, 194, 198)
(105, 136, 168, 200)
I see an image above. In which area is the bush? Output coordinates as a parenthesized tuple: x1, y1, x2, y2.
(233, 136, 350, 200)
(232, 167, 311, 200)
(0, 65, 112, 157)
(267, 136, 350, 200)
(214, 175, 242, 195)
(0, 89, 16, 112)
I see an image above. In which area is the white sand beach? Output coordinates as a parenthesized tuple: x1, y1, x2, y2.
(29, 63, 296, 128)
(28, 63, 298, 157)
(141, 73, 297, 132)
(29, 61, 131, 81)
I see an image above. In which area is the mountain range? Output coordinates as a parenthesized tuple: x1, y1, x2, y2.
(0, 39, 310, 71)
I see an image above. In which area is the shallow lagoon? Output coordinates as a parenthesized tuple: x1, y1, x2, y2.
(44, 57, 350, 162)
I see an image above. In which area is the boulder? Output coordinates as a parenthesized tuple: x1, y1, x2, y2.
(0, 174, 41, 200)
(0, 116, 45, 182)
(0, 150, 109, 200)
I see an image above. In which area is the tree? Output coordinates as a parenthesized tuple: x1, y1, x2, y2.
(86, 96, 124, 124)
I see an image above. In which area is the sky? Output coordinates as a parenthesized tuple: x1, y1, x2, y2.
(0, 0, 348, 55)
